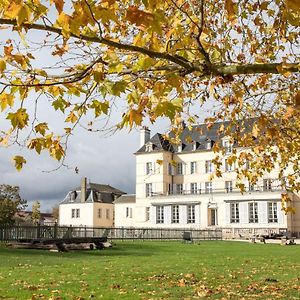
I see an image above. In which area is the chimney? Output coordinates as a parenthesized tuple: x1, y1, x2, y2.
(81, 177, 87, 203)
(140, 126, 150, 148)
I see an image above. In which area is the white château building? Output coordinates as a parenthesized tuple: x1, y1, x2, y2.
(115, 121, 300, 238)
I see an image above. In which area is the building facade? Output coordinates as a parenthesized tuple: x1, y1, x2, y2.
(115, 124, 300, 237)
(59, 178, 125, 227)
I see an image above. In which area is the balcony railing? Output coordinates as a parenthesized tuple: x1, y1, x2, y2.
(150, 185, 284, 197)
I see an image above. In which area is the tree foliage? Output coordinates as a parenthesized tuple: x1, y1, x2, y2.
(0, 184, 26, 225)
(0, 1, 299, 202)
(31, 200, 41, 224)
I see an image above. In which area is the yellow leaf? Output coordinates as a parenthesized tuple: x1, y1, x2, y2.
(51, 0, 64, 14)
(285, 0, 300, 12)
(17, 5, 29, 26)
(225, 0, 238, 22)
(0, 59, 6, 73)
(12, 155, 26, 171)
(4, 1, 23, 19)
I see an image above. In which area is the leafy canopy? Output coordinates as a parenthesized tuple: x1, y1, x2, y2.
(0, 0, 299, 205)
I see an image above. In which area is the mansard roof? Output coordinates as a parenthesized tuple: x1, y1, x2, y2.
(136, 118, 257, 154)
(60, 182, 125, 204)
(135, 133, 174, 153)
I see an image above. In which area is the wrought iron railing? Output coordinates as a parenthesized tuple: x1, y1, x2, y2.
(0, 224, 222, 242)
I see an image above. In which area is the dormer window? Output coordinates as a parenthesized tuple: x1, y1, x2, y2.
(206, 140, 213, 150)
(70, 191, 77, 202)
(178, 144, 182, 152)
(145, 143, 153, 152)
(192, 141, 198, 151)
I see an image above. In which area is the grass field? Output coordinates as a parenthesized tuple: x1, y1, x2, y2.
(0, 241, 299, 299)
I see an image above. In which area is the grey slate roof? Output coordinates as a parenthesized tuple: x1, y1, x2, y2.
(136, 118, 257, 154)
(60, 182, 126, 204)
(135, 133, 174, 153)
(114, 194, 136, 204)
(74, 183, 125, 196)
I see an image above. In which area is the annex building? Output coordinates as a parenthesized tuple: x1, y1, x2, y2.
(115, 121, 300, 238)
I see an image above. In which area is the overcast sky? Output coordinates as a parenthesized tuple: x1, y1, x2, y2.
(0, 123, 160, 212)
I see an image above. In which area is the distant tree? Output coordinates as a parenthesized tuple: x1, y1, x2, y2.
(31, 201, 41, 224)
(0, 185, 27, 225)
(52, 205, 59, 222)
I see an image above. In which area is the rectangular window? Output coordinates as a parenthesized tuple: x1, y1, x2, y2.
(205, 182, 212, 194)
(268, 202, 278, 223)
(145, 207, 150, 221)
(225, 181, 233, 193)
(106, 209, 110, 219)
(146, 183, 153, 197)
(223, 140, 233, 154)
(98, 208, 102, 218)
(146, 162, 153, 175)
(205, 160, 212, 173)
(225, 159, 233, 172)
(76, 208, 80, 218)
(126, 207, 130, 218)
(171, 205, 179, 223)
(249, 202, 258, 223)
(177, 162, 183, 175)
(156, 206, 164, 224)
(176, 184, 183, 194)
(249, 182, 255, 191)
(190, 161, 197, 174)
(263, 179, 272, 191)
(71, 209, 75, 218)
(230, 203, 239, 223)
(168, 163, 174, 175)
(187, 205, 195, 223)
(190, 183, 197, 194)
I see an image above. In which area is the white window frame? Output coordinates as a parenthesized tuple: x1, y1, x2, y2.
(176, 184, 183, 194)
(268, 202, 278, 223)
(156, 206, 164, 224)
(98, 208, 102, 218)
(263, 179, 272, 191)
(190, 183, 197, 194)
(206, 141, 212, 150)
(177, 162, 183, 175)
(171, 205, 179, 223)
(71, 209, 75, 218)
(76, 208, 80, 218)
(190, 161, 197, 174)
(146, 183, 153, 197)
(187, 205, 195, 224)
(249, 202, 258, 223)
(230, 203, 239, 223)
(146, 162, 153, 175)
(225, 159, 233, 172)
(225, 181, 233, 193)
(223, 140, 233, 154)
(205, 182, 212, 194)
(205, 160, 212, 173)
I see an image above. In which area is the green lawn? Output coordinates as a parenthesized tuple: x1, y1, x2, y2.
(0, 241, 299, 299)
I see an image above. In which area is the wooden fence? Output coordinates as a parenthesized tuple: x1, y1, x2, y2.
(0, 224, 222, 242)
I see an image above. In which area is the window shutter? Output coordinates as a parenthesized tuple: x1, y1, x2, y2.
(277, 202, 284, 224)
(152, 161, 156, 174)
(225, 203, 230, 224)
(183, 163, 186, 175)
(258, 202, 267, 224)
(239, 202, 248, 224)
